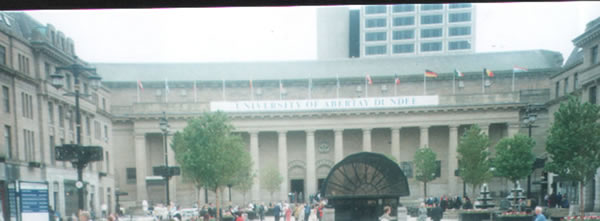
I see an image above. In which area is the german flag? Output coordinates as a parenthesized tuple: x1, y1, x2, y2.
(484, 68, 494, 77)
(425, 69, 438, 78)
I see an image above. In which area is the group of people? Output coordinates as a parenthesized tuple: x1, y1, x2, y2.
(544, 192, 570, 208)
(424, 195, 473, 210)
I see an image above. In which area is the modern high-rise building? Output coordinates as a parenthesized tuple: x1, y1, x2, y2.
(317, 3, 476, 59)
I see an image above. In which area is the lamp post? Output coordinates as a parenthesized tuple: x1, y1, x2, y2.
(522, 104, 538, 199)
(159, 111, 171, 219)
(50, 63, 103, 211)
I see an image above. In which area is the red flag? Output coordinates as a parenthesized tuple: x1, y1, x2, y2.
(394, 74, 400, 85)
(249, 79, 253, 89)
(137, 80, 144, 91)
(366, 74, 373, 85)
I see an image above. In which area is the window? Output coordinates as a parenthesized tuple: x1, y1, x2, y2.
(48, 102, 54, 124)
(2, 86, 9, 113)
(448, 41, 471, 50)
(393, 44, 415, 53)
(449, 13, 471, 23)
(365, 5, 386, 14)
(393, 16, 414, 26)
(23, 129, 35, 161)
(365, 32, 386, 41)
(58, 105, 64, 128)
(17, 54, 30, 74)
(50, 135, 55, 165)
(393, 30, 414, 40)
(392, 4, 414, 13)
(21, 92, 33, 119)
(590, 86, 597, 105)
(421, 15, 443, 25)
(83, 83, 89, 96)
(449, 3, 472, 9)
(555, 81, 560, 98)
(421, 28, 442, 38)
(365, 45, 387, 55)
(104, 125, 109, 142)
(449, 26, 471, 36)
(421, 42, 442, 52)
(564, 77, 569, 94)
(365, 18, 386, 28)
(94, 121, 101, 140)
(86, 116, 91, 136)
(65, 74, 72, 91)
(4, 126, 11, 158)
(592, 45, 599, 64)
(68, 110, 73, 130)
(126, 168, 137, 184)
(105, 151, 109, 173)
(574, 73, 579, 89)
(44, 63, 51, 79)
(421, 4, 443, 11)
(0, 45, 5, 65)
(102, 98, 106, 111)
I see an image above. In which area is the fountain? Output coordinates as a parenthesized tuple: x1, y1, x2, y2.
(475, 183, 495, 209)
(506, 181, 527, 211)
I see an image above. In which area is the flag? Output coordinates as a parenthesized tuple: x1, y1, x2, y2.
(394, 74, 400, 85)
(279, 79, 283, 91)
(366, 74, 373, 85)
(249, 78, 253, 89)
(484, 68, 494, 77)
(336, 74, 340, 89)
(165, 78, 169, 94)
(513, 66, 528, 73)
(454, 69, 464, 77)
(425, 70, 438, 78)
(137, 80, 144, 91)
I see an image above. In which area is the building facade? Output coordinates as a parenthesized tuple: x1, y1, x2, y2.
(99, 49, 563, 207)
(317, 3, 475, 59)
(0, 12, 115, 219)
(548, 16, 600, 211)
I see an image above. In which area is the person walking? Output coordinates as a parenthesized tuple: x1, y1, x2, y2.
(285, 204, 292, 221)
(273, 203, 282, 221)
(534, 206, 547, 221)
(378, 206, 395, 221)
(304, 204, 311, 221)
(417, 203, 427, 221)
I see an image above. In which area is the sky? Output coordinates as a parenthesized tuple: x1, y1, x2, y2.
(19, 2, 600, 64)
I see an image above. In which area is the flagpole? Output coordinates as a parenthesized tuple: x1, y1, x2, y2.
(482, 70, 485, 94)
(137, 81, 140, 103)
(165, 78, 169, 103)
(279, 79, 282, 100)
(194, 81, 197, 103)
(308, 74, 312, 99)
(336, 74, 340, 99)
(394, 81, 397, 96)
(251, 77, 254, 101)
(222, 79, 226, 101)
(365, 76, 368, 98)
(424, 73, 426, 95)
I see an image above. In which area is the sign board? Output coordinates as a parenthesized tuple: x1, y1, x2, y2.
(210, 96, 439, 113)
(8, 182, 17, 221)
(19, 181, 49, 221)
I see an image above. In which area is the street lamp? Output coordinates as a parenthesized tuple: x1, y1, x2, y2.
(159, 111, 171, 219)
(522, 104, 539, 199)
(51, 63, 104, 211)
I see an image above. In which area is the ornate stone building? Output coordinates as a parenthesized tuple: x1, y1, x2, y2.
(0, 12, 116, 219)
(99, 49, 564, 207)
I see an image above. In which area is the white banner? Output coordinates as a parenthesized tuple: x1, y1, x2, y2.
(210, 96, 439, 112)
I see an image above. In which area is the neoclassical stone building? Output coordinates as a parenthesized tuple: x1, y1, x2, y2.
(99, 49, 565, 207)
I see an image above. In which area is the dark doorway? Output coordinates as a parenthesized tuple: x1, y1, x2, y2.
(318, 179, 325, 193)
(291, 179, 304, 202)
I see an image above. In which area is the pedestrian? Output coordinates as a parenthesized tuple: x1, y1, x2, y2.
(273, 203, 281, 221)
(285, 204, 292, 221)
(417, 203, 427, 221)
(463, 197, 473, 210)
(534, 206, 547, 221)
(304, 204, 311, 221)
(431, 203, 443, 221)
(378, 206, 395, 221)
(297, 204, 305, 221)
(78, 210, 91, 221)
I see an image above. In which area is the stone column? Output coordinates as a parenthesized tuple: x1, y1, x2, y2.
(362, 128, 372, 152)
(480, 124, 490, 135)
(278, 130, 288, 201)
(448, 125, 459, 196)
(306, 130, 317, 200)
(166, 135, 177, 203)
(595, 168, 600, 211)
(507, 123, 520, 137)
(334, 129, 344, 163)
(250, 131, 260, 202)
(391, 128, 401, 162)
(134, 133, 148, 203)
(420, 126, 429, 148)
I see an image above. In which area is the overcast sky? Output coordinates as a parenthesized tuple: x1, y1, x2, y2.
(19, 2, 600, 63)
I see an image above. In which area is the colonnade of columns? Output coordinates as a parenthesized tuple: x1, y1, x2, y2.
(133, 122, 521, 203)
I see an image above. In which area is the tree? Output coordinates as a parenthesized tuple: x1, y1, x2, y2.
(546, 96, 600, 217)
(261, 167, 283, 201)
(413, 147, 438, 198)
(171, 111, 252, 220)
(457, 125, 492, 197)
(493, 134, 535, 206)
(233, 171, 255, 205)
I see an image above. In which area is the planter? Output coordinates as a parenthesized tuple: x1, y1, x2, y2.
(459, 212, 493, 221)
(497, 216, 534, 221)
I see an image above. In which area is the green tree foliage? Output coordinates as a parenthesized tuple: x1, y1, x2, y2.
(413, 147, 437, 198)
(261, 167, 283, 201)
(546, 96, 600, 217)
(171, 111, 252, 219)
(457, 125, 492, 197)
(493, 134, 535, 185)
(233, 171, 255, 205)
